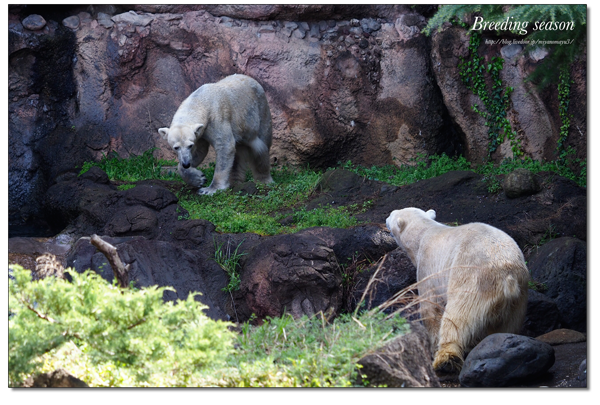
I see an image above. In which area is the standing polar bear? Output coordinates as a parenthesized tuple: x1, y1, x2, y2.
(159, 74, 273, 195)
(386, 208, 529, 377)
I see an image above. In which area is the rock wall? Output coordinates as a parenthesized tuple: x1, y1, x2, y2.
(8, 5, 587, 229)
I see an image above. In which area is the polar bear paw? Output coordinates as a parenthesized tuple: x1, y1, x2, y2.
(433, 346, 463, 378)
(198, 187, 218, 195)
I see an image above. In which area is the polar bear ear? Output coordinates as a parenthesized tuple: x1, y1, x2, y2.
(426, 209, 436, 220)
(192, 124, 205, 138)
(158, 128, 169, 139)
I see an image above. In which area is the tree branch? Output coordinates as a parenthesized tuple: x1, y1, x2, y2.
(90, 234, 130, 288)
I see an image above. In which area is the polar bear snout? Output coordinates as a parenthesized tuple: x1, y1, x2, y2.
(181, 161, 191, 169)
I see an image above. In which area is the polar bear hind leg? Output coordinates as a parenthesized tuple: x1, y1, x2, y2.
(249, 137, 273, 184)
(433, 267, 526, 376)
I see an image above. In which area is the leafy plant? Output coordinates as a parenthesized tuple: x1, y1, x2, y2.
(458, 32, 522, 157)
(557, 67, 573, 162)
(9, 265, 235, 387)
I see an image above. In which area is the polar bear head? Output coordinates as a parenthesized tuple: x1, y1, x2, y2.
(386, 207, 436, 247)
(158, 124, 205, 168)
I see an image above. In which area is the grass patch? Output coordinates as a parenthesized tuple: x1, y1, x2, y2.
(79, 148, 179, 183)
(80, 150, 585, 236)
(340, 153, 472, 186)
(342, 153, 586, 189)
(176, 164, 351, 235)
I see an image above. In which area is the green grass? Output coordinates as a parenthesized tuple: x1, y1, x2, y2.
(213, 239, 246, 293)
(79, 148, 179, 182)
(79, 149, 586, 236)
(211, 312, 409, 387)
(12, 265, 408, 387)
(176, 164, 362, 235)
(340, 153, 472, 186)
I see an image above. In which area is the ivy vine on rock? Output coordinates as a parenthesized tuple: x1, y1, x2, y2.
(458, 32, 523, 158)
(556, 67, 572, 162)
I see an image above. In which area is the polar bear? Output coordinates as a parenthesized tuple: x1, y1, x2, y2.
(386, 208, 529, 377)
(159, 74, 273, 195)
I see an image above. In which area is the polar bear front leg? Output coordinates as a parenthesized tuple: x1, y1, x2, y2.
(199, 138, 235, 195)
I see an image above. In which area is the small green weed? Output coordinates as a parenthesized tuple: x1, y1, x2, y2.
(117, 184, 136, 191)
(213, 239, 246, 293)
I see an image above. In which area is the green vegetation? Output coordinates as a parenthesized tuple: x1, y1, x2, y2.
(79, 148, 179, 182)
(423, 5, 587, 88)
(79, 149, 585, 236)
(557, 67, 573, 162)
(458, 32, 522, 157)
(9, 265, 235, 387)
(341, 153, 472, 186)
(223, 312, 408, 387)
(9, 265, 408, 387)
(213, 239, 246, 293)
(176, 164, 360, 235)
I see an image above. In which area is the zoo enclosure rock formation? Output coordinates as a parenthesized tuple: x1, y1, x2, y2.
(8, 5, 586, 230)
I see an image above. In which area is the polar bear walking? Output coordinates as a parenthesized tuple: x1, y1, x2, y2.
(386, 208, 529, 377)
(159, 74, 273, 195)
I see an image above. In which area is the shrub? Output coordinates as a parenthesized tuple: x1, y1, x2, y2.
(8, 265, 235, 387)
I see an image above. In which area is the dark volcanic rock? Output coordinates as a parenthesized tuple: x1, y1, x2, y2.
(350, 247, 416, 313)
(357, 170, 586, 250)
(459, 333, 555, 387)
(503, 168, 541, 198)
(528, 237, 587, 332)
(357, 321, 440, 387)
(240, 233, 343, 320)
(67, 236, 231, 321)
(44, 169, 185, 239)
(523, 289, 562, 337)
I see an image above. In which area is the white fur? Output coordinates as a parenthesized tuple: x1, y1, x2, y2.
(386, 207, 530, 376)
(159, 74, 273, 195)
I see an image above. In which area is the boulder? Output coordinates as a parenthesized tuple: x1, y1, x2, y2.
(22, 14, 47, 31)
(350, 247, 416, 313)
(528, 237, 587, 332)
(536, 329, 586, 346)
(240, 233, 343, 320)
(357, 321, 440, 387)
(522, 289, 561, 337)
(67, 236, 231, 321)
(459, 333, 555, 387)
(503, 168, 541, 198)
(44, 168, 185, 240)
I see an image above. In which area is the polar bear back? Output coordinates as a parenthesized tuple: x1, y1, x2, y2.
(417, 222, 526, 277)
(171, 74, 271, 143)
(387, 208, 529, 303)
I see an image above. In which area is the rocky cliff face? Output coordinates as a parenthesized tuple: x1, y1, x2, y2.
(8, 5, 586, 229)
